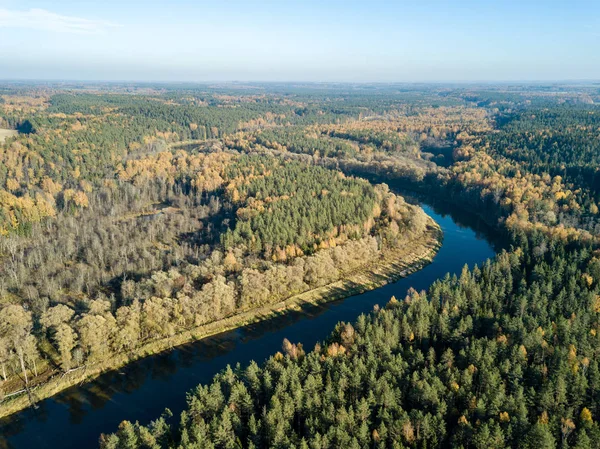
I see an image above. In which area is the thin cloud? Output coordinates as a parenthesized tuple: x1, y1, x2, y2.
(0, 8, 120, 34)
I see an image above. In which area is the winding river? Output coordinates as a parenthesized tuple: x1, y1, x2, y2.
(0, 195, 499, 449)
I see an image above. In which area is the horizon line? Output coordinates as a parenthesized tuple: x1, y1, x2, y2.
(1, 78, 600, 85)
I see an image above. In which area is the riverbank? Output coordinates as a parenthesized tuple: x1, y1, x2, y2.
(0, 217, 441, 419)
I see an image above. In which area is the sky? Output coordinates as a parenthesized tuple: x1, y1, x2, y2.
(0, 0, 599, 82)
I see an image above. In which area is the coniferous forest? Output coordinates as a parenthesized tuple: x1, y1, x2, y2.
(1, 82, 600, 448)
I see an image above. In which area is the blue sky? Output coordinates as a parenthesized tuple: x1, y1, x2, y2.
(0, 0, 598, 82)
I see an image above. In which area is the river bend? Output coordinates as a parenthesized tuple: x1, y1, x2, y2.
(0, 197, 498, 449)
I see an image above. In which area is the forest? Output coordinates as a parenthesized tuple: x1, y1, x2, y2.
(1, 82, 600, 448)
(0, 85, 436, 419)
(101, 238, 600, 449)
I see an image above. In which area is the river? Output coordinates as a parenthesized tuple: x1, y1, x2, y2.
(0, 197, 499, 449)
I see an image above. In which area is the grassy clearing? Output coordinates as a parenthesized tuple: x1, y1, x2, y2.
(0, 129, 18, 143)
(0, 218, 441, 419)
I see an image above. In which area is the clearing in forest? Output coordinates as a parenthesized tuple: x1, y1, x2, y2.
(0, 128, 17, 143)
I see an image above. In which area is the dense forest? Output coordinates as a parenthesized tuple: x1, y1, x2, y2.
(101, 237, 600, 449)
(0, 85, 435, 416)
(2, 82, 600, 447)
